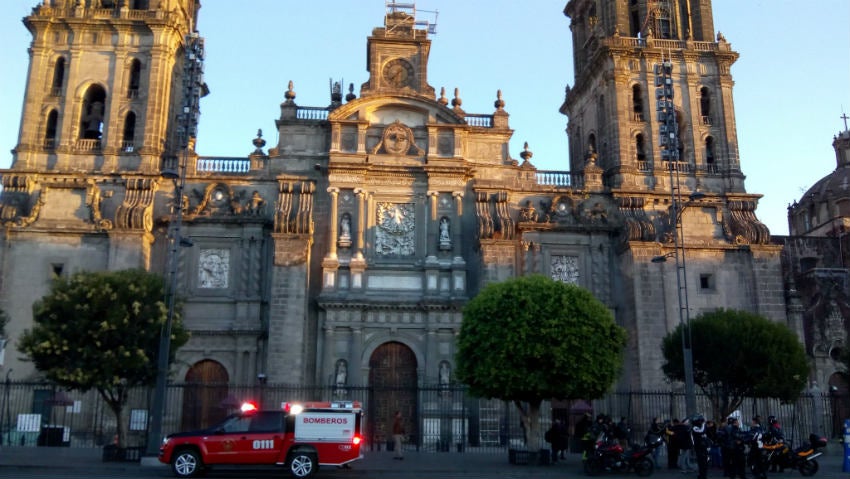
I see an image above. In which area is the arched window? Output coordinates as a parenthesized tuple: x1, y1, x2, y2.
(51, 57, 65, 97)
(45, 109, 59, 149)
(131, 0, 149, 9)
(80, 84, 107, 140)
(632, 85, 644, 121)
(122, 112, 136, 152)
(127, 59, 142, 99)
(705, 136, 715, 171)
(635, 133, 646, 162)
(651, 7, 673, 39)
(588, 133, 597, 154)
(700, 87, 712, 125)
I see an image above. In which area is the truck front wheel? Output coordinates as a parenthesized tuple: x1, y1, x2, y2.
(171, 449, 202, 478)
(289, 452, 317, 478)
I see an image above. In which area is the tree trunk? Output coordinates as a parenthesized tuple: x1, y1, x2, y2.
(107, 401, 127, 448)
(514, 399, 544, 452)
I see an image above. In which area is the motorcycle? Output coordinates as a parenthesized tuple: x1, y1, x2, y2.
(583, 433, 663, 476)
(768, 433, 827, 476)
(749, 433, 826, 478)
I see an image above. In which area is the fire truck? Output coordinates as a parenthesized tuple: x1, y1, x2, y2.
(159, 401, 363, 478)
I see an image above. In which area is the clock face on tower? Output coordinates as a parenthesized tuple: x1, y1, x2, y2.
(383, 58, 414, 88)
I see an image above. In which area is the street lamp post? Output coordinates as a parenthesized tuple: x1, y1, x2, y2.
(653, 57, 699, 418)
(145, 33, 206, 456)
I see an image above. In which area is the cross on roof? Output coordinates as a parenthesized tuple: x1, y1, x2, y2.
(842, 112, 849, 131)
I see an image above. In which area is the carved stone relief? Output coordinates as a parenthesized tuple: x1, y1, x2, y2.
(551, 255, 579, 285)
(375, 202, 415, 256)
(198, 248, 229, 289)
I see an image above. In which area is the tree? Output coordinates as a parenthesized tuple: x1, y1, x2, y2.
(662, 308, 809, 421)
(456, 275, 627, 453)
(18, 269, 189, 447)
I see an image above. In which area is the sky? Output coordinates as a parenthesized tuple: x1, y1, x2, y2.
(0, 1, 848, 236)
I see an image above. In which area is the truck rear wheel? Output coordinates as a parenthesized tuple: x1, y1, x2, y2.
(289, 452, 317, 478)
(171, 449, 202, 478)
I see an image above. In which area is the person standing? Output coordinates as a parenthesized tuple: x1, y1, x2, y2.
(392, 410, 405, 460)
(691, 415, 710, 479)
(673, 417, 694, 472)
(647, 417, 665, 466)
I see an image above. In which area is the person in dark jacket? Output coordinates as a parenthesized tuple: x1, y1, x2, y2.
(718, 416, 746, 479)
(691, 415, 710, 479)
(666, 418, 680, 469)
(647, 417, 665, 466)
(545, 419, 569, 463)
(673, 418, 695, 472)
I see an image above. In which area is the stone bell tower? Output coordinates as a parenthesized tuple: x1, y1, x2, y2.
(561, 0, 744, 197)
(0, 0, 201, 379)
(12, 0, 200, 174)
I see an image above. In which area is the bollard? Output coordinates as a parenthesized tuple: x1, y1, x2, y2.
(843, 419, 850, 472)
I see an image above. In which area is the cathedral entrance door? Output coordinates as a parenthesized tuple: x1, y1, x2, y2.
(182, 360, 229, 430)
(368, 341, 418, 450)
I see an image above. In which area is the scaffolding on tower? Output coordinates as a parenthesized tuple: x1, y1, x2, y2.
(385, 0, 438, 36)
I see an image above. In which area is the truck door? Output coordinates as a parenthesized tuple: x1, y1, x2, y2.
(239, 411, 285, 463)
(204, 414, 253, 464)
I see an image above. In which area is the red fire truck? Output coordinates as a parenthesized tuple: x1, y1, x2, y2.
(159, 401, 363, 478)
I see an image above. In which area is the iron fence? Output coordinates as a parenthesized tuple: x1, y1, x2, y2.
(0, 380, 845, 454)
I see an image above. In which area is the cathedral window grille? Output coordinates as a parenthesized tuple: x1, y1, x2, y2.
(632, 85, 645, 122)
(122, 111, 136, 152)
(629, 0, 641, 37)
(51, 57, 65, 97)
(127, 59, 142, 99)
(44, 109, 58, 150)
(635, 133, 647, 163)
(80, 84, 106, 140)
(705, 136, 716, 172)
(699, 87, 712, 125)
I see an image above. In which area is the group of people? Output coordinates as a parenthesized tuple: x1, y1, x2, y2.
(715, 414, 785, 478)
(656, 413, 784, 479)
(544, 411, 784, 479)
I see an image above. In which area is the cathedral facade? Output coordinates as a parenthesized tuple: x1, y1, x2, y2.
(1, 0, 796, 416)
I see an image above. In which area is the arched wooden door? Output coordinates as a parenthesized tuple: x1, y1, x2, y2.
(369, 341, 418, 449)
(181, 360, 229, 431)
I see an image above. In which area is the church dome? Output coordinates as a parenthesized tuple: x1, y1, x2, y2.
(789, 129, 850, 235)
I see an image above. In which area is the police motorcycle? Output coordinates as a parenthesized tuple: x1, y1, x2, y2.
(763, 433, 827, 477)
(748, 426, 826, 478)
(583, 431, 663, 476)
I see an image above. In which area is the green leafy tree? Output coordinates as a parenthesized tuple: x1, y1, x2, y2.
(662, 308, 809, 421)
(456, 275, 627, 452)
(18, 269, 189, 447)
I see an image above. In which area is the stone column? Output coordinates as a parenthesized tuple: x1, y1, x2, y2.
(427, 191, 439, 259)
(323, 324, 335, 385)
(351, 326, 363, 386)
(452, 191, 464, 257)
(354, 188, 367, 260)
(327, 187, 339, 260)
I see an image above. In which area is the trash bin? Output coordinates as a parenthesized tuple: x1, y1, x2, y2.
(37, 426, 64, 447)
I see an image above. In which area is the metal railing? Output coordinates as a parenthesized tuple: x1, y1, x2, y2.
(1, 381, 842, 453)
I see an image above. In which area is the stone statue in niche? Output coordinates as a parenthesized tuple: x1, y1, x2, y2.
(338, 213, 352, 248)
(438, 217, 452, 251)
(439, 361, 451, 386)
(334, 359, 348, 398)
